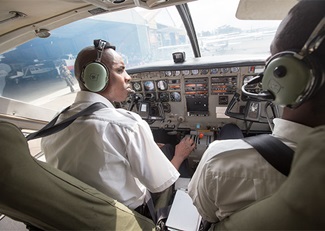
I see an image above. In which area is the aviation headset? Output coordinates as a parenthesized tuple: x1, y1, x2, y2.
(81, 39, 116, 92)
(242, 17, 325, 108)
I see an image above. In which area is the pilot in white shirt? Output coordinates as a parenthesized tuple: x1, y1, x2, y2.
(42, 43, 194, 212)
(42, 91, 180, 209)
(188, 118, 313, 222)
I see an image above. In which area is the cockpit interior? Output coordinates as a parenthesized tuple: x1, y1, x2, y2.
(122, 60, 279, 170)
(3, 0, 318, 230)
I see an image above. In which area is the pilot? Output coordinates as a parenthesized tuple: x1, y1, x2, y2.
(188, 0, 325, 226)
(41, 41, 195, 220)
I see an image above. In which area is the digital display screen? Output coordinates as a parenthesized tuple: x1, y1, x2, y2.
(186, 97, 209, 112)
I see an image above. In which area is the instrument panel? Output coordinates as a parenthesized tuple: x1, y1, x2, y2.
(130, 68, 239, 101)
(127, 64, 265, 125)
(124, 60, 273, 164)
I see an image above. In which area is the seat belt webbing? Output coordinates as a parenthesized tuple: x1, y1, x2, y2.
(244, 134, 294, 176)
(26, 102, 107, 141)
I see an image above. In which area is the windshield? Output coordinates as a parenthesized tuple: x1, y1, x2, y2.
(0, 0, 280, 110)
(191, 0, 280, 59)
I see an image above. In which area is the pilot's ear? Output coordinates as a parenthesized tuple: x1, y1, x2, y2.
(262, 51, 323, 108)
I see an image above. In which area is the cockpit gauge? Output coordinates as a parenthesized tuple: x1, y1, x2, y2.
(210, 68, 219, 74)
(174, 70, 181, 76)
(162, 102, 171, 113)
(231, 67, 240, 73)
(165, 71, 172, 77)
(170, 92, 181, 102)
(243, 75, 255, 85)
(145, 92, 156, 101)
(132, 82, 142, 91)
(191, 69, 199, 75)
(242, 75, 263, 97)
(143, 80, 155, 91)
(159, 92, 169, 102)
(201, 69, 209, 75)
(157, 80, 168, 91)
(133, 93, 144, 101)
(221, 67, 229, 73)
(182, 70, 190, 76)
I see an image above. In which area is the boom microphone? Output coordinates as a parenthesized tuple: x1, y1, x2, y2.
(127, 89, 135, 94)
(241, 73, 275, 101)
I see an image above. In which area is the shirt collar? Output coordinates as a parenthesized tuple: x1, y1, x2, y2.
(273, 118, 313, 145)
(74, 91, 115, 108)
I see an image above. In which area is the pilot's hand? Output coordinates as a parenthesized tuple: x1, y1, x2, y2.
(176, 136, 195, 158)
(171, 137, 195, 170)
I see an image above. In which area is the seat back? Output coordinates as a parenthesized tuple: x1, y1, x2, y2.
(213, 125, 325, 230)
(0, 121, 155, 230)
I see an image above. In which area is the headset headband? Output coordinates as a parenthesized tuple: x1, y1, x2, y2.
(300, 17, 325, 57)
(93, 39, 116, 63)
(93, 39, 116, 50)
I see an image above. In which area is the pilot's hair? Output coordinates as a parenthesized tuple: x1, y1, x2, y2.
(270, 0, 324, 59)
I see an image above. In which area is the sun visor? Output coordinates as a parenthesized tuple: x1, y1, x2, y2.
(236, 0, 298, 20)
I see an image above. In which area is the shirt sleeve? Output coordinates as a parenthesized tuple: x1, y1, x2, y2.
(188, 158, 218, 223)
(125, 120, 179, 193)
(188, 140, 259, 223)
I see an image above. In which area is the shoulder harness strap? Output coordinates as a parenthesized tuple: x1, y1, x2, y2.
(243, 134, 294, 176)
(26, 102, 107, 141)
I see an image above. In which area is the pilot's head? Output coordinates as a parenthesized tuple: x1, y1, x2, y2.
(74, 41, 132, 102)
(268, 0, 325, 126)
(270, 0, 324, 58)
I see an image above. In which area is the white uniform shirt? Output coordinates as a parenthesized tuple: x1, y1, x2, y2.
(42, 91, 179, 209)
(188, 118, 313, 223)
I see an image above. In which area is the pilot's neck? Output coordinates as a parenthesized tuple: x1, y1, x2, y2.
(282, 104, 325, 128)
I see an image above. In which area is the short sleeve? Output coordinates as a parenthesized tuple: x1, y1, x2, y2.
(126, 120, 179, 193)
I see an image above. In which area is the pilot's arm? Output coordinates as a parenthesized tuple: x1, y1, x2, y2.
(188, 139, 286, 223)
(126, 118, 180, 193)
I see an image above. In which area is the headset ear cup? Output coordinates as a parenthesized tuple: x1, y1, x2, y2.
(262, 55, 313, 106)
(82, 62, 109, 92)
